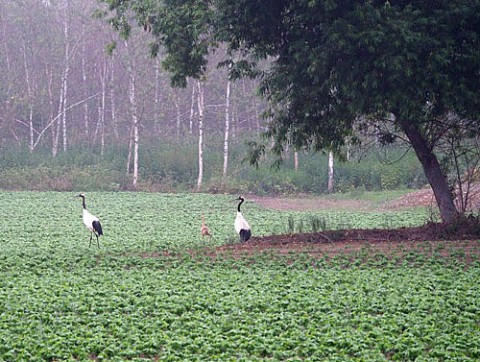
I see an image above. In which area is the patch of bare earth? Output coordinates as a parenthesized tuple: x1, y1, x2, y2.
(212, 191, 480, 265)
(214, 224, 480, 264)
(249, 195, 372, 211)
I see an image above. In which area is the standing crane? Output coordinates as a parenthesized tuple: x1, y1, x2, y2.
(77, 193, 103, 248)
(234, 196, 251, 242)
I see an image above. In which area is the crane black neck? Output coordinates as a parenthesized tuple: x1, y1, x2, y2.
(237, 197, 244, 212)
(80, 195, 86, 209)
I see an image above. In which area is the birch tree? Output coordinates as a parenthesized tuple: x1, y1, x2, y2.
(174, 93, 181, 141)
(60, 1, 72, 154)
(20, 37, 34, 152)
(109, 53, 119, 139)
(51, 0, 73, 156)
(196, 80, 205, 191)
(189, 81, 196, 134)
(328, 151, 334, 193)
(94, 55, 107, 156)
(82, 24, 89, 137)
(222, 78, 231, 184)
(124, 40, 140, 188)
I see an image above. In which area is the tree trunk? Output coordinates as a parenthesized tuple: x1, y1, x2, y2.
(125, 40, 139, 188)
(400, 121, 458, 223)
(46, 65, 55, 152)
(95, 56, 107, 157)
(81, 25, 89, 137)
(110, 55, 119, 139)
(189, 81, 196, 134)
(126, 124, 133, 175)
(60, 2, 71, 153)
(174, 94, 181, 141)
(52, 79, 63, 157)
(328, 151, 334, 193)
(222, 79, 231, 184)
(61, 71, 68, 153)
(21, 38, 34, 152)
(196, 81, 204, 191)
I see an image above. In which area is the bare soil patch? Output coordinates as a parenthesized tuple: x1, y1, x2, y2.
(250, 195, 372, 211)
(251, 186, 480, 212)
(213, 191, 480, 264)
(214, 222, 480, 263)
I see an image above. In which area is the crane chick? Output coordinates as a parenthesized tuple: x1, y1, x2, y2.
(235, 196, 251, 242)
(77, 193, 103, 248)
(201, 215, 213, 239)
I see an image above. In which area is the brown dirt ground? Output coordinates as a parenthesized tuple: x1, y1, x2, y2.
(212, 190, 480, 264)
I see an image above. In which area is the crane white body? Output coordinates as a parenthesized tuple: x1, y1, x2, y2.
(78, 193, 103, 248)
(235, 197, 251, 242)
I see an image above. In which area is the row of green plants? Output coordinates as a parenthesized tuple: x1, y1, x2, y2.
(0, 192, 478, 361)
(0, 138, 427, 193)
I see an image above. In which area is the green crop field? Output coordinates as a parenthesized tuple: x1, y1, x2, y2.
(0, 192, 479, 361)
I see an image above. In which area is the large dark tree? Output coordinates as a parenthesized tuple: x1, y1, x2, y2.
(99, 0, 480, 223)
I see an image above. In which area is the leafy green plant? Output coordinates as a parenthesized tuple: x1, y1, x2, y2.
(0, 192, 478, 361)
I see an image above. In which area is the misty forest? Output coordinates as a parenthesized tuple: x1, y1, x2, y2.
(0, 0, 432, 196)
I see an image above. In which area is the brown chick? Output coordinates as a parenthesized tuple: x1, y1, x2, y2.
(201, 215, 212, 239)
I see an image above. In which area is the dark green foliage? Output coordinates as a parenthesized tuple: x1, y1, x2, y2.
(99, 0, 480, 222)
(0, 140, 426, 193)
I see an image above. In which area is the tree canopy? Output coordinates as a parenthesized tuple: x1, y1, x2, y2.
(100, 0, 480, 222)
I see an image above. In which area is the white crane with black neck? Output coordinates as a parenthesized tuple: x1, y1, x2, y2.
(234, 196, 251, 242)
(77, 193, 103, 248)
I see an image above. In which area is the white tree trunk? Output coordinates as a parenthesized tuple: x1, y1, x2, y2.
(126, 124, 133, 175)
(34, 93, 98, 150)
(189, 81, 196, 134)
(328, 151, 334, 193)
(95, 56, 107, 157)
(133, 114, 139, 187)
(60, 3, 71, 153)
(21, 39, 34, 152)
(196, 81, 205, 191)
(125, 40, 139, 188)
(174, 94, 181, 140)
(52, 79, 63, 157)
(46, 65, 55, 153)
(294, 151, 299, 172)
(222, 79, 231, 183)
(110, 55, 119, 139)
(61, 72, 68, 153)
(81, 25, 89, 136)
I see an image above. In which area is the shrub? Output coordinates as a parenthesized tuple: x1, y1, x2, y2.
(0, 140, 427, 193)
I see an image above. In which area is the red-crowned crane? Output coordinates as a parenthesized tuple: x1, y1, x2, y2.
(77, 193, 103, 248)
(201, 215, 213, 239)
(235, 196, 251, 242)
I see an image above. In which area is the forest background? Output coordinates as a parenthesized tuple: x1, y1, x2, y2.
(0, 0, 427, 194)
